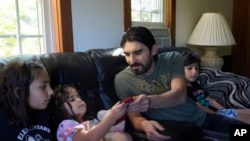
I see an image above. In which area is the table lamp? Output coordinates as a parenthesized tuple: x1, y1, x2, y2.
(187, 13, 236, 70)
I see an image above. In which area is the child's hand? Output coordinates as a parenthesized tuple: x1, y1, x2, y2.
(110, 101, 128, 120)
(127, 94, 150, 112)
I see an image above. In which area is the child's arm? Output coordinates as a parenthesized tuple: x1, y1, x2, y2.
(205, 96, 225, 110)
(195, 102, 217, 114)
(73, 102, 127, 141)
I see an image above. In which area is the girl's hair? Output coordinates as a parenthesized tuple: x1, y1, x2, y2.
(0, 59, 46, 127)
(49, 84, 84, 141)
(49, 84, 77, 122)
(120, 26, 158, 60)
(181, 51, 201, 67)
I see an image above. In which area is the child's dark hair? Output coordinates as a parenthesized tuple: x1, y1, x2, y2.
(181, 51, 201, 67)
(49, 84, 77, 141)
(0, 59, 46, 127)
(50, 84, 78, 120)
(49, 84, 91, 141)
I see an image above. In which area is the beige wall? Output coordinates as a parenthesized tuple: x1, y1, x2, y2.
(176, 0, 233, 56)
(71, 0, 233, 56)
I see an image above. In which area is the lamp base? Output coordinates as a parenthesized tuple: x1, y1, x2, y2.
(200, 47, 224, 70)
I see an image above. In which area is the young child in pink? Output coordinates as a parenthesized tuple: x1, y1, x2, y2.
(50, 84, 132, 141)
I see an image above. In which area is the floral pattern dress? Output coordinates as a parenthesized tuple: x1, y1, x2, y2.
(57, 119, 99, 141)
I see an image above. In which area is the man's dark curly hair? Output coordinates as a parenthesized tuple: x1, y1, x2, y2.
(120, 26, 158, 60)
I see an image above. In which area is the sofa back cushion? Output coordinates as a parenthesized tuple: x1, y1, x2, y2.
(40, 52, 98, 91)
(88, 48, 127, 109)
(39, 52, 103, 116)
(198, 68, 250, 108)
(0, 52, 103, 117)
(158, 46, 192, 54)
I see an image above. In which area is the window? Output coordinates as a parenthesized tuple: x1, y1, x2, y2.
(0, 0, 55, 57)
(131, 0, 164, 27)
(123, 0, 176, 45)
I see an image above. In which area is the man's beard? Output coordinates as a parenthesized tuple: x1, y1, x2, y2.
(130, 58, 153, 75)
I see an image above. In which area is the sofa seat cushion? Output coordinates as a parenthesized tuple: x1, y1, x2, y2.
(198, 68, 250, 108)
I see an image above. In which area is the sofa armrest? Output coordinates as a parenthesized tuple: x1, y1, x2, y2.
(197, 69, 250, 108)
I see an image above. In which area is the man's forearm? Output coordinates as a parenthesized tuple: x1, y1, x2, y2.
(128, 113, 148, 132)
(148, 88, 186, 109)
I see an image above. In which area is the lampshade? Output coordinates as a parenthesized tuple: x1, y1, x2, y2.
(187, 13, 236, 70)
(187, 13, 236, 46)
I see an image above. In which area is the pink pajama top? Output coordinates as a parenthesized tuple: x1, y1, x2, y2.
(57, 119, 98, 141)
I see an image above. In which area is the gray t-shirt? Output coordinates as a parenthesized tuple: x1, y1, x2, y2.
(114, 51, 206, 126)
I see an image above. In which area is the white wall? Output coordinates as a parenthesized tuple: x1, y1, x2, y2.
(176, 0, 233, 56)
(71, 0, 233, 56)
(71, 0, 123, 51)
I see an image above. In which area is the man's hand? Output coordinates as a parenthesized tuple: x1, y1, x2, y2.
(127, 94, 150, 112)
(142, 120, 171, 141)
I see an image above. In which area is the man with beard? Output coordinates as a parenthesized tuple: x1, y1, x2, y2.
(114, 26, 246, 141)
